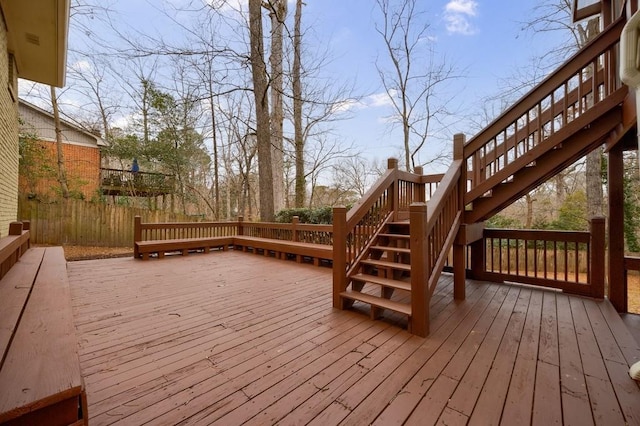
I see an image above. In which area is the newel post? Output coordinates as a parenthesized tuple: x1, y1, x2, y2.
(590, 216, 605, 299)
(453, 133, 467, 300)
(410, 202, 429, 337)
(332, 206, 348, 309)
(134, 216, 142, 259)
(292, 216, 300, 242)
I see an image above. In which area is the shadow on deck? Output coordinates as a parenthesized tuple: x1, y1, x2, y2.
(67, 252, 640, 425)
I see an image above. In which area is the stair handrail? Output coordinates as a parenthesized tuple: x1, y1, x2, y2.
(463, 15, 626, 203)
(409, 136, 465, 336)
(332, 158, 424, 307)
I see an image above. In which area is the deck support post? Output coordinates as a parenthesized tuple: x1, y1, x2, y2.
(410, 202, 429, 337)
(332, 206, 348, 309)
(608, 144, 626, 311)
(590, 216, 605, 299)
(453, 133, 466, 300)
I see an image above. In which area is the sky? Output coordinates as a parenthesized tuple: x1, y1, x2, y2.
(296, 0, 549, 169)
(21, 0, 565, 174)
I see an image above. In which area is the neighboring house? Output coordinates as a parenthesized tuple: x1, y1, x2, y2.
(0, 1, 70, 236)
(18, 99, 106, 200)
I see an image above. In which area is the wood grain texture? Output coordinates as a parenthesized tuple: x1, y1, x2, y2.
(0, 247, 84, 424)
(64, 253, 640, 425)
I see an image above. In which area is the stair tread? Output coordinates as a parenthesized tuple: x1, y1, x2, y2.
(371, 245, 411, 254)
(378, 233, 410, 239)
(361, 258, 411, 271)
(340, 290, 411, 316)
(351, 273, 411, 291)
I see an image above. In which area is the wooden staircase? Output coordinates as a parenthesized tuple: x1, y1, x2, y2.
(340, 220, 412, 318)
(332, 12, 636, 337)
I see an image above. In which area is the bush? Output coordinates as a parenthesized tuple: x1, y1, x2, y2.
(275, 206, 334, 224)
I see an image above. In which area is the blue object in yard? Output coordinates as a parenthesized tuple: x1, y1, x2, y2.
(131, 158, 139, 173)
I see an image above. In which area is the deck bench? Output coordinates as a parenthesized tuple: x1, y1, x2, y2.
(0, 246, 87, 425)
(135, 235, 333, 266)
(233, 236, 333, 266)
(135, 236, 234, 260)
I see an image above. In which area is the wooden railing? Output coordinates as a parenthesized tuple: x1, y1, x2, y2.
(101, 168, 175, 195)
(136, 219, 238, 242)
(135, 216, 333, 246)
(332, 159, 427, 306)
(239, 217, 333, 244)
(0, 222, 31, 280)
(463, 16, 626, 206)
(409, 145, 464, 336)
(470, 218, 605, 298)
(624, 256, 640, 312)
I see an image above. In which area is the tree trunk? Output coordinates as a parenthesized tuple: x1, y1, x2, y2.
(268, 0, 286, 213)
(293, 0, 305, 208)
(248, 0, 274, 221)
(50, 86, 70, 198)
(207, 89, 220, 220)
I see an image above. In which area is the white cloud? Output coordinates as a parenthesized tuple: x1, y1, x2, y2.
(367, 91, 395, 108)
(444, 0, 478, 35)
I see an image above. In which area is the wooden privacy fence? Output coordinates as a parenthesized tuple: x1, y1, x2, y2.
(18, 197, 198, 247)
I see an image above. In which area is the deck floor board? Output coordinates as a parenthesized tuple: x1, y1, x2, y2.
(66, 252, 640, 425)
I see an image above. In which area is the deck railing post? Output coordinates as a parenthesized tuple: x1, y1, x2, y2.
(134, 216, 142, 259)
(238, 216, 244, 236)
(590, 216, 605, 299)
(292, 216, 300, 242)
(469, 238, 485, 280)
(388, 158, 399, 220)
(413, 166, 425, 204)
(410, 202, 429, 337)
(332, 206, 348, 309)
(453, 133, 466, 300)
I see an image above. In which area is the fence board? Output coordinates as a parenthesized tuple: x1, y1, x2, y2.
(18, 197, 198, 247)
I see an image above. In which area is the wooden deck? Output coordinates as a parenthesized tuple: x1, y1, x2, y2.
(67, 252, 640, 425)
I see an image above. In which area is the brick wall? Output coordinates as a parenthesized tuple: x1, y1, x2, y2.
(19, 141, 101, 200)
(0, 19, 19, 237)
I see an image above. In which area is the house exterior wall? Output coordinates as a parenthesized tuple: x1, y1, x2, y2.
(18, 103, 103, 201)
(18, 103, 100, 147)
(0, 18, 19, 237)
(18, 140, 101, 201)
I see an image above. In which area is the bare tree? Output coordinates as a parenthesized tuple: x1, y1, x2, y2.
(264, 0, 287, 213)
(332, 156, 379, 198)
(248, 0, 275, 221)
(375, 0, 458, 172)
(292, 0, 304, 207)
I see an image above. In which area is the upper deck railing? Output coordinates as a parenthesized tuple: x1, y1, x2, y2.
(101, 168, 175, 196)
